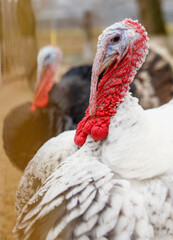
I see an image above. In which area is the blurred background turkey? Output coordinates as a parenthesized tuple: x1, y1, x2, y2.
(0, 0, 173, 239)
(3, 46, 93, 170)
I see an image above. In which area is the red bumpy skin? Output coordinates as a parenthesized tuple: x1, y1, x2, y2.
(74, 19, 148, 146)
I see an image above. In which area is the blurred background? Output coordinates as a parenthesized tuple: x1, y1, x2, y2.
(0, 0, 173, 239)
(1, 0, 173, 85)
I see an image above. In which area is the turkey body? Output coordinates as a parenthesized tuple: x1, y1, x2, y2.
(134, 49, 173, 108)
(3, 102, 68, 170)
(14, 94, 173, 240)
(3, 65, 92, 170)
(14, 19, 173, 240)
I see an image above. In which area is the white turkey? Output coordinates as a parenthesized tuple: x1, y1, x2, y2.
(14, 18, 173, 240)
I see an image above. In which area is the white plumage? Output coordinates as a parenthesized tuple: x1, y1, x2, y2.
(14, 95, 173, 240)
(102, 93, 173, 179)
(14, 19, 173, 240)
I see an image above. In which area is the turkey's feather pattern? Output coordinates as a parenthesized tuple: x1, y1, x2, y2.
(14, 94, 173, 240)
(14, 152, 114, 240)
(14, 153, 173, 240)
(15, 130, 78, 214)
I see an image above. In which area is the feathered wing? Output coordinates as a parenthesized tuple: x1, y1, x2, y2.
(14, 152, 157, 240)
(15, 130, 79, 215)
(14, 156, 121, 240)
(134, 48, 173, 109)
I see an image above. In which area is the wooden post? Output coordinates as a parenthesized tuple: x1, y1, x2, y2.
(0, 0, 2, 82)
(82, 11, 93, 62)
(17, 0, 38, 90)
(136, 0, 166, 35)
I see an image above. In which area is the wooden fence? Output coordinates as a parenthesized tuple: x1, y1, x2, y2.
(1, 27, 103, 82)
(0, 0, 103, 83)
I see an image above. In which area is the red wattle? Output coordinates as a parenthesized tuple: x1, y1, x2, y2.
(74, 118, 88, 146)
(74, 134, 87, 146)
(85, 119, 96, 134)
(91, 123, 109, 141)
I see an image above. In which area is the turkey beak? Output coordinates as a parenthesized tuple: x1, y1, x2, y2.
(99, 52, 118, 75)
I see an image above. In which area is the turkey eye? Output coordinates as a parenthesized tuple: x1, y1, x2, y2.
(112, 35, 121, 43)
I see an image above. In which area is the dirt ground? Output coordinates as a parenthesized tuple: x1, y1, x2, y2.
(0, 78, 33, 240)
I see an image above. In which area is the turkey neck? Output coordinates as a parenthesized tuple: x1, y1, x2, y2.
(75, 36, 148, 146)
(30, 66, 56, 113)
(96, 46, 134, 117)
